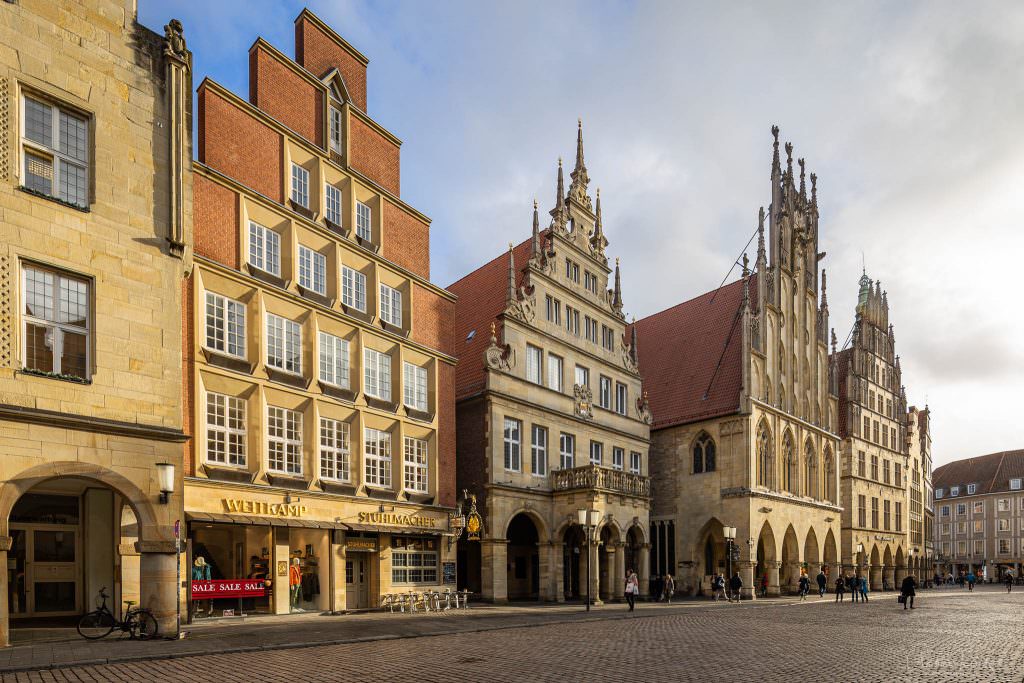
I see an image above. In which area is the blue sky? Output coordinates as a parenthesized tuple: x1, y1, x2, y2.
(138, 1, 1024, 466)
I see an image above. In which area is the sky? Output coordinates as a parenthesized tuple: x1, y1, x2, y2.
(138, 1, 1024, 468)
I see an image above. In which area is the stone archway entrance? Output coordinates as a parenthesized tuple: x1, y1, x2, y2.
(562, 525, 585, 601)
(0, 463, 175, 645)
(781, 526, 800, 594)
(506, 513, 541, 601)
(755, 522, 778, 596)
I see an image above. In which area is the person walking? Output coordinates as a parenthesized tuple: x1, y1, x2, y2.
(859, 575, 869, 603)
(834, 576, 846, 603)
(847, 575, 859, 603)
(624, 569, 639, 611)
(712, 573, 727, 601)
(798, 574, 810, 601)
(728, 571, 743, 602)
(816, 570, 827, 597)
(760, 573, 769, 598)
(662, 574, 675, 603)
(1004, 571, 1014, 593)
(967, 571, 976, 591)
(900, 574, 917, 609)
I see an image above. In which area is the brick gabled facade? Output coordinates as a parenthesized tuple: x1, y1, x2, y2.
(185, 9, 456, 615)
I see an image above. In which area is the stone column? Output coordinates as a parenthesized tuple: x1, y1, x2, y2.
(613, 543, 626, 601)
(869, 564, 882, 591)
(551, 541, 565, 602)
(537, 542, 551, 602)
(331, 533, 347, 613)
(638, 544, 651, 598)
(0, 537, 10, 647)
(740, 560, 756, 600)
(138, 541, 179, 638)
(894, 565, 906, 586)
(480, 539, 508, 603)
(786, 562, 801, 594)
(883, 565, 895, 590)
(589, 542, 602, 606)
(766, 561, 781, 596)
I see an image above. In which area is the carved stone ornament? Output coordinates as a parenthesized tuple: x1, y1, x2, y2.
(505, 285, 536, 324)
(765, 268, 775, 300)
(574, 383, 594, 420)
(750, 316, 761, 351)
(163, 19, 192, 68)
(636, 391, 652, 425)
(621, 341, 639, 374)
(483, 322, 515, 372)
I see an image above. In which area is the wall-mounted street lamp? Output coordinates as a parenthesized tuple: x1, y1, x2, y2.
(576, 508, 601, 612)
(156, 462, 175, 505)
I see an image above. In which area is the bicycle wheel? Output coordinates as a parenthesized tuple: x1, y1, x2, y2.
(132, 610, 159, 640)
(77, 610, 116, 639)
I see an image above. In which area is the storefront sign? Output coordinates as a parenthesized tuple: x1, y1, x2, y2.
(346, 537, 378, 552)
(357, 511, 439, 528)
(223, 499, 307, 517)
(191, 579, 266, 600)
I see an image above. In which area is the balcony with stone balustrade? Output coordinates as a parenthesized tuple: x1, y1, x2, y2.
(550, 464, 650, 498)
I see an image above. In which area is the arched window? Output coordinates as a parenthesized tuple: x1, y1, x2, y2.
(757, 423, 773, 489)
(804, 441, 817, 499)
(693, 432, 716, 474)
(823, 447, 835, 503)
(783, 432, 797, 494)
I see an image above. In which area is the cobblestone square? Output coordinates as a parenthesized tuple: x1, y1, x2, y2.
(4, 586, 1020, 682)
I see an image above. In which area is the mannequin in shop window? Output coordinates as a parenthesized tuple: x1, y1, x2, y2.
(192, 556, 212, 616)
(289, 557, 302, 612)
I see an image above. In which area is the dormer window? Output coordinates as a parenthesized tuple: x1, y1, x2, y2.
(967, 483, 977, 495)
(1011, 479, 1022, 491)
(329, 105, 343, 153)
(935, 488, 944, 499)
(950, 486, 960, 497)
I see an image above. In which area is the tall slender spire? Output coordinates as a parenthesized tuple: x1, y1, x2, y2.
(612, 256, 623, 311)
(785, 142, 794, 185)
(798, 158, 806, 201)
(810, 172, 818, 209)
(549, 157, 566, 229)
(506, 242, 516, 306)
(820, 269, 828, 308)
(531, 199, 540, 258)
(591, 188, 607, 254)
(630, 316, 639, 365)
(771, 125, 781, 180)
(756, 206, 767, 268)
(568, 118, 591, 209)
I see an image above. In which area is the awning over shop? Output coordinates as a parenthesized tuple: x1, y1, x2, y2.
(341, 521, 446, 536)
(186, 512, 347, 530)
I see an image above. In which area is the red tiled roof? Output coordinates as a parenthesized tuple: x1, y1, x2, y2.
(448, 237, 536, 399)
(831, 348, 853, 437)
(634, 277, 754, 430)
(933, 449, 1024, 496)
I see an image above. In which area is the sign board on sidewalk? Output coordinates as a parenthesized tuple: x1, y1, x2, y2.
(442, 561, 456, 584)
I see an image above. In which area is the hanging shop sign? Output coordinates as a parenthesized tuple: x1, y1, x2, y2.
(191, 579, 267, 600)
(356, 511, 440, 528)
(222, 499, 307, 517)
(346, 537, 378, 552)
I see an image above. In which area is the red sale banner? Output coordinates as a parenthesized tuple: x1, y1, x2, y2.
(191, 579, 267, 599)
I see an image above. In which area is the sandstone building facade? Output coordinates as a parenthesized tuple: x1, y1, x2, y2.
(184, 9, 457, 616)
(636, 128, 841, 598)
(0, 0, 192, 642)
(932, 450, 1024, 581)
(451, 125, 651, 603)
(832, 274, 914, 588)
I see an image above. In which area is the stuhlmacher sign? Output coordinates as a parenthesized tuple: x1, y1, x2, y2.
(357, 511, 438, 528)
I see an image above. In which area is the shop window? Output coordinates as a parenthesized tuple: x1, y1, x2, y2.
(341, 266, 366, 311)
(206, 392, 246, 466)
(403, 436, 428, 493)
(267, 406, 302, 475)
(318, 332, 350, 388)
(391, 537, 438, 584)
(379, 284, 402, 327)
(266, 313, 302, 375)
(403, 362, 428, 412)
(297, 245, 326, 296)
(364, 427, 392, 488)
(205, 292, 246, 358)
(248, 221, 281, 276)
(364, 348, 392, 401)
(22, 264, 90, 380)
(21, 94, 89, 208)
(319, 418, 350, 481)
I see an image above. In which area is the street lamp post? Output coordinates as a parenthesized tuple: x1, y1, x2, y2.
(577, 508, 601, 612)
(856, 543, 864, 579)
(723, 526, 737, 596)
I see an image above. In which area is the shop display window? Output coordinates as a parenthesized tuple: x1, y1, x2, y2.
(391, 536, 438, 584)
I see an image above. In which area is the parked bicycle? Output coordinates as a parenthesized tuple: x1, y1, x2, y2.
(77, 587, 159, 640)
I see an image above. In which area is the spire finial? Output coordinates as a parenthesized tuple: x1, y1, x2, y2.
(820, 269, 828, 309)
(591, 187, 607, 254)
(531, 199, 541, 258)
(742, 253, 750, 277)
(550, 157, 567, 228)
(810, 172, 818, 207)
(785, 142, 794, 181)
(798, 158, 806, 199)
(831, 328, 837, 354)
(569, 119, 591, 208)
(756, 206, 767, 268)
(506, 242, 516, 306)
(612, 256, 623, 312)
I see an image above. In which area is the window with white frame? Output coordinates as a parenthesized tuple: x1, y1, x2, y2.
(356, 201, 372, 240)
(998, 498, 1010, 513)
(379, 284, 402, 326)
(565, 305, 580, 335)
(973, 501, 984, 514)
(974, 540, 984, 556)
(297, 245, 327, 295)
(526, 345, 542, 384)
(590, 441, 603, 466)
(940, 523, 950, 535)
(403, 436, 429, 493)
(967, 483, 977, 495)
(363, 348, 392, 401)
(531, 425, 547, 476)
(559, 433, 575, 469)
(325, 184, 342, 225)
(998, 518, 1010, 532)
(584, 271, 598, 294)
(629, 450, 642, 474)
(956, 503, 966, 516)
(565, 259, 580, 283)
(503, 418, 521, 471)
(403, 362, 428, 412)
(956, 540, 967, 556)
(266, 313, 302, 374)
(341, 266, 367, 311)
(612, 447, 624, 471)
(999, 538, 1011, 554)
(22, 264, 90, 379)
(248, 222, 281, 276)
(599, 376, 612, 409)
(1011, 478, 1022, 491)
(547, 354, 563, 392)
(391, 537, 438, 584)
(291, 163, 309, 208)
(364, 427, 392, 488)
(951, 486, 960, 496)
(21, 94, 89, 208)
(940, 505, 950, 517)
(204, 292, 246, 358)
(319, 418, 350, 481)
(935, 488, 944, 499)
(328, 105, 343, 153)
(267, 406, 302, 474)
(318, 331, 350, 388)
(973, 520, 983, 533)
(574, 365, 589, 388)
(615, 382, 628, 416)
(545, 295, 562, 325)
(206, 392, 246, 466)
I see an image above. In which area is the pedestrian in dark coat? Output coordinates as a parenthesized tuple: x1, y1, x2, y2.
(900, 575, 917, 609)
(834, 576, 846, 602)
(815, 571, 827, 597)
